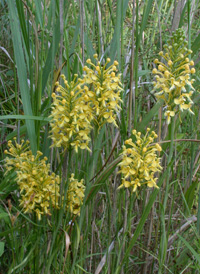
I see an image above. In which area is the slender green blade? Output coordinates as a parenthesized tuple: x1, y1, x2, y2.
(7, 0, 36, 153)
(1, 115, 50, 122)
(191, 32, 200, 57)
(178, 234, 200, 265)
(137, 100, 164, 132)
(0, 242, 5, 257)
(35, 0, 43, 26)
(139, 0, 154, 41)
(42, 17, 60, 92)
(109, 0, 129, 62)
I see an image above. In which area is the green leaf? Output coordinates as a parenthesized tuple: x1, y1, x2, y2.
(0, 242, 5, 257)
(0, 213, 9, 220)
(84, 32, 95, 59)
(42, 17, 60, 93)
(139, 0, 154, 42)
(35, 0, 43, 26)
(109, 0, 129, 62)
(1, 115, 50, 122)
(69, 16, 80, 58)
(138, 70, 151, 76)
(184, 180, 199, 211)
(86, 156, 122, 204)
(75, 221, 81, 250)
(178, 234, 200, 265)
(191, 32, 200, 57)
(16, 0, 29, 54)
(137, 100, 164, 132)
(7, 0, 36, 153)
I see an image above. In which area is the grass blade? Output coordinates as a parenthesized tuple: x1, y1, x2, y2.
(7, 0, 36, 153)
(178, 234, 200, 265)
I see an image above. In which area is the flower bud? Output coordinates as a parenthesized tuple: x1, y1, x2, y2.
(168, 60, 173, 66)
(152, 68, 157, 74)
(158, 65, 164, 71)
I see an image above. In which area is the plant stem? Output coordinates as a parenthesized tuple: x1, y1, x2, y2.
(163, 117, 175, 209)
(159, 117, 175, 274)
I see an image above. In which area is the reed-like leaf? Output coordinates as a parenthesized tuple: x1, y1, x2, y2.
(178, 234, 200, 265)
(7, 0, 36, 153)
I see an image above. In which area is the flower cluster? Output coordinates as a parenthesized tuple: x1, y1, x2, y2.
(50, 56, 123, 152)
(4, 139, 60, 220)
(50, 74, 93, 152)
(82, 54, 123, 128)
(118, 129, 162, 192)
(152, 28, 195, 124)
(66, 173, 85, 215)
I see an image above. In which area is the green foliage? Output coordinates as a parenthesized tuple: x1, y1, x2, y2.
(1, 0, 200, 273)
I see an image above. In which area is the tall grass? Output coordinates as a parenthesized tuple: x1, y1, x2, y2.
(1, 0, 200, 273)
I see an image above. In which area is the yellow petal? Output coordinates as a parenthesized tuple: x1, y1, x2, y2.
(124, 181, 131, 188)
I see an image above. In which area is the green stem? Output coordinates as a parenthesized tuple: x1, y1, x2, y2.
(159, 117, 175, 274)
(133, 0, 139, 128)
(197, 186, 200, 234)
(163, 117, 175, 209)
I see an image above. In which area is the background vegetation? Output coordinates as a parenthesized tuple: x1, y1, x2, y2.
(1, 0, 200, 273)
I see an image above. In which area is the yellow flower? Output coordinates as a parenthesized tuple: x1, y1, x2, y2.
(164, 110, 175, 124)
(50, 75, 93, 152)
(4, 139, 60, 220)
(152, 28, 195, 124)
(81, 55, 123, 129)
(118, 129, 162, 192)
(65, 174, 85, 215)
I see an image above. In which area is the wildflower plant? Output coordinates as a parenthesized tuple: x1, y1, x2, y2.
(82, 54, 123, 129)
(66, 173, 85, 216)
(118, 129, 162, 192)
(152, 28, 196, 124)
(4, 139, 60, 220)
(50, 74, 93, 152)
